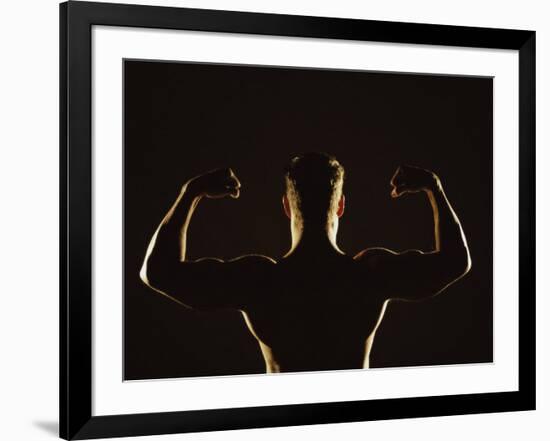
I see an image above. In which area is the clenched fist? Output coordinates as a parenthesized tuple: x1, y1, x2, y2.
(187, 167, 241, 199)
(390, 165, 440, 198)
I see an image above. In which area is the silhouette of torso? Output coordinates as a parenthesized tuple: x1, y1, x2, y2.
(240, 251, 387, 373)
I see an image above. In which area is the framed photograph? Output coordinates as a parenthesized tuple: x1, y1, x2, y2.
(60, 1, 535, 439)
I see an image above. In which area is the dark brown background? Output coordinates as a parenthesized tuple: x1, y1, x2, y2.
(123, 60, 493, 380)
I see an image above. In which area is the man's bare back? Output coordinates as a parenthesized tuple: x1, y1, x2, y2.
(239, 253, 388, 372)
(140, 153, 471, 373)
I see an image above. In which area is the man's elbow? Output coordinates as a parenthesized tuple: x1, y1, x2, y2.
(139, 260, 151, 288)
(140, 258, 161, 292)
(139, 257, 168, 292)
(444, 247, 472, 285)
(463, 252, 472, 276)
(140, 260, 202, 310)
(458, 244, 472, 279)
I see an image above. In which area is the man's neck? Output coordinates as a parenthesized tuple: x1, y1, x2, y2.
(285, 219, 344, 257)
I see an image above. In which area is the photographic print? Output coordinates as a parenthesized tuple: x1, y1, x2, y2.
(123, 60, 493, 380)
(60, 3, 535, 438)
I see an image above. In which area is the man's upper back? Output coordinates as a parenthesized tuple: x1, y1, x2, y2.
(237, 252, 389, 371)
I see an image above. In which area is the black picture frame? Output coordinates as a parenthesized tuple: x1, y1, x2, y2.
(60, 1, 536, 439)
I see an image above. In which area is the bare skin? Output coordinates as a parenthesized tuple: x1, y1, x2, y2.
(140, 165, 471, 373)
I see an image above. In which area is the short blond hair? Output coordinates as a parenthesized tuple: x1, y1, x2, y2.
(284, 152, 345, 225)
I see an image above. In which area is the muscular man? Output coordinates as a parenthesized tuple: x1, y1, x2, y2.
(140, 153, 471, 373)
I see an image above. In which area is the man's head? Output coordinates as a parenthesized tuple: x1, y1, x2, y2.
(283, 152, 345, 229)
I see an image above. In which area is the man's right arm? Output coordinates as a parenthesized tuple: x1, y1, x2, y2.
(354, 165, 471, 302)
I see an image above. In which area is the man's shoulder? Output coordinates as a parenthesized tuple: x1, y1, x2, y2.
(228, 254, 278, 265)
(352, 247, 402, 273)
(353, 247, 398, 261)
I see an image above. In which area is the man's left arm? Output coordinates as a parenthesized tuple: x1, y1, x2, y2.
(140, 168, 275, 311)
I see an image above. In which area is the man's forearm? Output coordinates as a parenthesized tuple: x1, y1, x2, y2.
(426, 179, 471, 274)
(141, 182, 202, 285)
